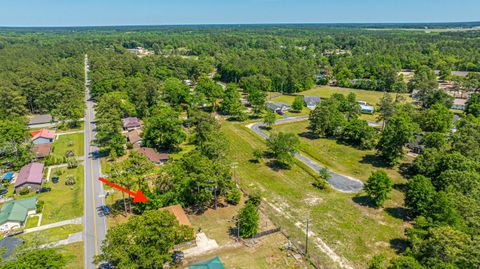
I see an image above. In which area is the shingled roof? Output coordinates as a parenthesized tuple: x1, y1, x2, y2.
(15, 163, 44, 188)
(0, 197, 37, 225)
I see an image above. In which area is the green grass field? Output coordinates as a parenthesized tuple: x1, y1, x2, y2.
(17, 224, 83, 245)
(40, 165, 84, 225)
(24, 216, 39, 229)
(59, 242, 84, 269)
(51, 133, 84, 159)
(222, 120, 407, 268)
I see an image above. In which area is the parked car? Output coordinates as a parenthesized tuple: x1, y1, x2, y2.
(37, 187, 51, 193)
(100, 205, 111, 216)
(52, 177, 59, 183)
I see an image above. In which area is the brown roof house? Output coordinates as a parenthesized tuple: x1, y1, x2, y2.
(14, 163, 44, 193)
(122, 117, 142, 131)
(127, 129, 142, 148)
(160, 205, 192, 227)
(135, 147, 169, 165)
(31, 144, 52, 159)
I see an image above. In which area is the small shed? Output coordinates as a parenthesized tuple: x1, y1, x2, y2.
(160, 204, 192, 227)
(188, 256, 225, 269)
(357, 101, 375, 114)
(127, 130, 142, 147)
(451, 98, 467, 111)
(31, 144, 52, 159)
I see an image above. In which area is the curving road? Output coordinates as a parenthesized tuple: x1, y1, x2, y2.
(249, 116, 365, 193)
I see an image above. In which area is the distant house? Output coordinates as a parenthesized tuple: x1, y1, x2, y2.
(160, 205, 192, 227)
(127, 129, 142, 148)
(30, 129, 56, 145)
(188, 256, 225, 269)
(406, 134, 425, 154)
(14, 163, 44, 193)
(451, 98, 467, 111)
(266, 102, 290, 114)
(0, 197, 37, 232)
(135, 147, 169, 165)
(304, 96, 321, 110)
(122, 117, 142, 131)
(357, 101, 375, 114)
(1, 172, 14, 183)
(31, 144, 52, 159)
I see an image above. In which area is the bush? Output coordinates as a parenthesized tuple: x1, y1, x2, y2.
(36, 200, 45, 213)
(65, 175, 76, 185)
(67, 157, 78, 169)
(226, 188, 241, 205)
(247, 192, 262, 207)
(126, 142, 134, 149)
(64, 150, 75, 158)
(19, 187, 29, 195)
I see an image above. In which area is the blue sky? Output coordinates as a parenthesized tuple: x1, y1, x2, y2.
(0, 0, 479, 27)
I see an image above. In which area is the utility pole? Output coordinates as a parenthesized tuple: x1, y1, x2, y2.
(305, 218, 309, 256)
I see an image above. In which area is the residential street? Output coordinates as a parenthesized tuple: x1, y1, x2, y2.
(249, 116, 364, 193)
(83, 54, 108, 268)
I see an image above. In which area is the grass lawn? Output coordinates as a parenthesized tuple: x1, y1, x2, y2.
(39, 165, 84, 225)
(17, 224, 82, 246)
(222, 120, 407, 268)
(58, 242, 84, 269)
(51, 133, 85, 159)
(24, 215, 39, 229)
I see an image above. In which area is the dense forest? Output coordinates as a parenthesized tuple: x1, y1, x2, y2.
(0, 25, 480, 268)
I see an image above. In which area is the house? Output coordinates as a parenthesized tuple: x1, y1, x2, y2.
(0, 197, 37, 232)
(14, 163, 44, 193)
(266, 102, 290, 114)
(1, 172, 14, 183)
(27, 114, 57, 128)
(451, 98, 467, 111)
(135, 147, 169, 165)
(31, 144, 52, 159)
(0, 237, 24, 259)
(127, 129, 142, 148)
(304, 96, 321, 110)
(357, 101, 375, 114)
(406, 134, 425, 154)
(160, 205, 192, 227)
(122, 117, 142, 131)
(188, 256, 225, 269)
(30, 129, 56, 145)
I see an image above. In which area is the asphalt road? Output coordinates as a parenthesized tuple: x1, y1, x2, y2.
(249, 116, 365, 193)
(83, 54, 108, 268)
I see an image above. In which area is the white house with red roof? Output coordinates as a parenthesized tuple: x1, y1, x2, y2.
(30, 129, 56, 145)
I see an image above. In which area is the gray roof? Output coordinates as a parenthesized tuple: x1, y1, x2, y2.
(266, 102, 290, 111)
(28, 115, 55, 125)
(0, 237, 24, 259)
(304, 96, 321, 106)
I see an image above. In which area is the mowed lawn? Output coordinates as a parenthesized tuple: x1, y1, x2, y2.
(222, 120, 407, 268)
(18, 224, 83, 245)
(51, 133, 84, 158)
(39, 165, 84, 225)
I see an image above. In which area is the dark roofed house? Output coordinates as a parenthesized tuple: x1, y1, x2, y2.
(15, 163, 44, 193)
(28, 114, 56, 126)
(122, 117, 142, 131)
(135, 147, 169, 164)
(304, 96, 321, 110)
(31, 144, 52, 159)
(406, 134, 425, 154)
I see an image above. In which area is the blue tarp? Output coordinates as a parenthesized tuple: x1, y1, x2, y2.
(1, 172, 14, 181)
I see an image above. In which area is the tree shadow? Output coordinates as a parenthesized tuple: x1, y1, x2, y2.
(390, 238, 409, 254)
(351, 195, 377, 208)
(360, 154, 392, 168)
(393, 183, 407, 193)
(399, 162, 415, 178)
(298, 131, 318, 140)
(266, 160, 290, 171)
(385, 207, 408, 221)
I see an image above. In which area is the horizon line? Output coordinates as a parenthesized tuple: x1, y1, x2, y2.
(1, 20, 480, 29)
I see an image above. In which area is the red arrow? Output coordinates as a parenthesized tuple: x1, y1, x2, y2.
(98, 177, 148, 203)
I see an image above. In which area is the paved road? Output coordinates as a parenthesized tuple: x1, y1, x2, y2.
(249, 116, 364, 193)
(83, 54, 108, 268)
